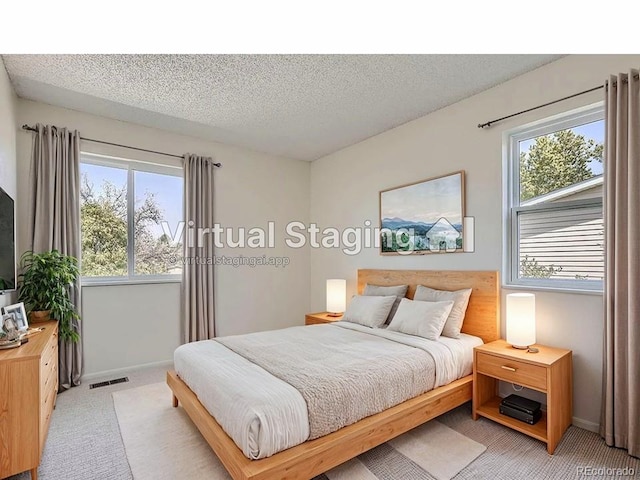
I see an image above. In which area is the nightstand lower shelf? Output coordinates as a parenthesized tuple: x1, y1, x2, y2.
(476, 396, 547, 443)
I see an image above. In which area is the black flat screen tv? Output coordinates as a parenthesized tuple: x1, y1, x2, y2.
(0, 186, 16, 293)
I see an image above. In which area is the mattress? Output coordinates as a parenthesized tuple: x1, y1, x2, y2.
(174, 322, 482, 460)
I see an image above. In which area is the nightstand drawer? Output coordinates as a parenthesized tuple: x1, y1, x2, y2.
(476, 351, 546, 390)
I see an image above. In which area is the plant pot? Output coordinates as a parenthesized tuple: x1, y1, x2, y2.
(29, 310, 51, 323)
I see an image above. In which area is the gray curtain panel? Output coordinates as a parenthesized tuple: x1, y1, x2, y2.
(182, 154, 216, 342)
(29, 124, 83, 391)
(601, 70, 640, 458)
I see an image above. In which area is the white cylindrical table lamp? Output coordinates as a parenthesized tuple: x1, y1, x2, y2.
(326, 279, 346, 317)
(506, 293, 536, 349)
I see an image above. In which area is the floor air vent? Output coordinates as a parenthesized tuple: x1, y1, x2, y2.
(89, 377, 130, 389)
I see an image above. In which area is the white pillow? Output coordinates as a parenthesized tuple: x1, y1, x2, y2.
(413, 285, 472, 339)
(387, 298, 454, 340)
(363, 283, 409, 323)
(342, 295, 397, 328)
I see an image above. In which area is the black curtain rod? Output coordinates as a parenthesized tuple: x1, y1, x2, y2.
(477, 85, 603, 129)
(478, 73, 640, 129)
(21, 124, 222, 167)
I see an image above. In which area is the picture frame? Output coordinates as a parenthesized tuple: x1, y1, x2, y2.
(1, 302, 29, 332)
(379, 171, 465, 255)
(1, 313, 20, 342)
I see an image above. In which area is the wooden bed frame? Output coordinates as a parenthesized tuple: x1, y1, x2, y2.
(167, 269, 499, 480)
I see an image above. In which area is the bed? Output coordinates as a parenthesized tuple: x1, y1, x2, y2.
(167, 269, 500, 480)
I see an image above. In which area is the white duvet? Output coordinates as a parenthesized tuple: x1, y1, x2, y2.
(173, 322, 482, 460)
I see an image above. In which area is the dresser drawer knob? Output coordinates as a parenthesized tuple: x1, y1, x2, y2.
(501, 365, 517, 372)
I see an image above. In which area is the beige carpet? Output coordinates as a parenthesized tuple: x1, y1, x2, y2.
(113, 382, 485, 480)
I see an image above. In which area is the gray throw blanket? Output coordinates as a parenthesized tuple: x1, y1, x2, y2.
(216, 324, 436, 439)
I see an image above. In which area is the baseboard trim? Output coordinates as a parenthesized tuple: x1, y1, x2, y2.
(573, 416, 599, 433)
(82, 359, 173, 382)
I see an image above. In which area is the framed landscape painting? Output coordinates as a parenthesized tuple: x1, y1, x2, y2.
(380, 171, 465, 254)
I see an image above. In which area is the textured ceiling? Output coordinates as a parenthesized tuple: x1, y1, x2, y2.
(2, 55, 562, 160)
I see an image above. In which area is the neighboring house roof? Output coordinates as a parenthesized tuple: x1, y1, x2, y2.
(521, 175, 603, 206)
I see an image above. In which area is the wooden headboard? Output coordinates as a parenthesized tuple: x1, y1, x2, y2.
(357, 269, 500, 343)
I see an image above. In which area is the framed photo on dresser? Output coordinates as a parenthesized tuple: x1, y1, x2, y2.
(1, 302, 28, 332)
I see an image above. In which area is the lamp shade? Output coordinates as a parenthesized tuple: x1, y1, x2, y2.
(506, 293, 536, 349)
(326, 279, 346, 315)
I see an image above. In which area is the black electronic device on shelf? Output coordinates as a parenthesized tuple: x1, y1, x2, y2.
(499, 394, 542, 425)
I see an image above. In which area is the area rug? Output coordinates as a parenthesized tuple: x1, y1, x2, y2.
(113, 382, 486, 480)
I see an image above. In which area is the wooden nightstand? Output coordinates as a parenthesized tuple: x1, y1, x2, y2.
(472, 340, 572, 454)
(305, 312, 343, 325)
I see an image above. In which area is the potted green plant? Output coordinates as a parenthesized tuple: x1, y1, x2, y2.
(18, 250, 81, 342)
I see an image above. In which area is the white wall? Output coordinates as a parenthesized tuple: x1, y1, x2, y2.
(81, 283, 181, 375)
(0, 59, 17, 309)
(310, 55, 640, 431)
(16, 99, 311, 376)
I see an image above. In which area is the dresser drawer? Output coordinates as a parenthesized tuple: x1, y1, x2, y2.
(40, 379, 56, 415)
(41, 347, 56, 384)
(40, 365, 57, 427)
(41, 358, 57, 395)
(39, 384, 56, 455)
(45, 328, 57, 356)
(40, 328, 57, 367)
(476, 351, 547, 390)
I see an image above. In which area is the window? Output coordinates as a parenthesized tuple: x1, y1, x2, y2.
(505, 104, 604, 292)
(80, 154, 183, 283)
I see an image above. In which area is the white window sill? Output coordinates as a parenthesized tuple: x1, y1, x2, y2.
(502, 282, 603, 296)
(82, 277, 181, 287)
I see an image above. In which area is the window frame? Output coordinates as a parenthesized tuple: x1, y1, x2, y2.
(80, 153, 183, 286)
(503, 103, 604, 294)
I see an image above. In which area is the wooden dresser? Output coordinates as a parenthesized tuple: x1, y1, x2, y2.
(0, 321, 58, 480)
